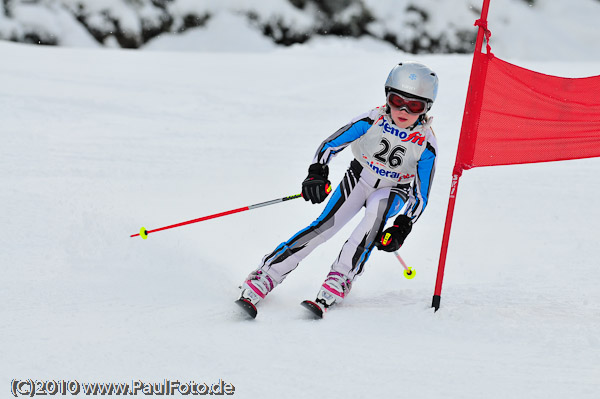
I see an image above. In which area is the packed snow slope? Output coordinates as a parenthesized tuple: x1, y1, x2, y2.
(1, 41, 599, 398)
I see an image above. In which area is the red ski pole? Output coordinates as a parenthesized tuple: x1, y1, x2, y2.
(394, 250, 415, 279)
(131, 193, 302, 239)
(380, 231, 415, 279)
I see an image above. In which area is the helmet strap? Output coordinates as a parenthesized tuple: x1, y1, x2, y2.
(407, 115, 423, 130)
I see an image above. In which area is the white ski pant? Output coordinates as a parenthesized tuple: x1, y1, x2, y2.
(259, 160, 410, 285)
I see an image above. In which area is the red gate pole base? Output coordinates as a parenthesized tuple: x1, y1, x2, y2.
(432, 173, 462, 312)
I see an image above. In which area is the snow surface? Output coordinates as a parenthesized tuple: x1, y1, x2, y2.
(143, 12, 278, 53)
(1, 36, 600, 398)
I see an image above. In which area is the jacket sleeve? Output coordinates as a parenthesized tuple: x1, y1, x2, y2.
(403, 137, 437, 223)
(312, 110, 377, 164)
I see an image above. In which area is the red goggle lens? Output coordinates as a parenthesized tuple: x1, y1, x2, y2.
(387, 93, 427, 114)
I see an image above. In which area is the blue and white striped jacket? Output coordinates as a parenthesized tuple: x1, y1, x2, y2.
(312, 106, 437, 222)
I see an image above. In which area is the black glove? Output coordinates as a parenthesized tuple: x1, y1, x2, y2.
(375, 215, 413, 252)
(301, 163, 332, 204)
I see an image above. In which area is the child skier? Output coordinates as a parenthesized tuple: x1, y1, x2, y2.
(237, 61, 439, 318)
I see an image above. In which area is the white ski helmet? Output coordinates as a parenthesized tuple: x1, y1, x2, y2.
(385, 61, 439, 112)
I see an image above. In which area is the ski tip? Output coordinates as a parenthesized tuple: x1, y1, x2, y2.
(235, 298, 257, 319)
(301, 300, 324, 319)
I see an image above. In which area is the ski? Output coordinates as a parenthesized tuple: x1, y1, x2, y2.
(301, 300, 324, 319)
(235, 298, 257, 319)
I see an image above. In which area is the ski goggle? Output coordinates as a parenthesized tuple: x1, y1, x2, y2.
(387, 92, 428, 114)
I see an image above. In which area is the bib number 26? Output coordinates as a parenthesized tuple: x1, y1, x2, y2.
(373, 138, 406, 168)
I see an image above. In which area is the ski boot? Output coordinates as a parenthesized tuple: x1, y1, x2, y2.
(302, 271, 352, 318)
(236, 270, 275, 319)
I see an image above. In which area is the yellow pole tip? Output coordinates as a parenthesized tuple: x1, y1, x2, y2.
(140, 227, 148, 239)
(404, 267, 415, 279)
